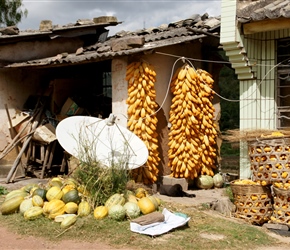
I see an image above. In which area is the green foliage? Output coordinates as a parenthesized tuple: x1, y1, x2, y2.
(225, 185, 234, 202)
(72, 161, 130, 207)
(69, 120, 132, 207)
(0, 186, 8, 195)
(0, 0, 28, 27)
(220, 141, 240, 156)
(218, 65, 240, 131)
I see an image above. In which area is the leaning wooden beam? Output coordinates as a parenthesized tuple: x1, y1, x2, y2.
(4, 104, 25, 178)
(0, 130, 35, 160)
(6, 106, 44, 183)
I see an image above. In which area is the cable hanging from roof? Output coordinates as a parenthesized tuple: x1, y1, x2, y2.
(155, 51, 290, 103)
(117, 53, 290, 123)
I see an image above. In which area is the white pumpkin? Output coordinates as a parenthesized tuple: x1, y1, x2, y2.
(213, 173, 224, 188)
(196, 175, 214, 189)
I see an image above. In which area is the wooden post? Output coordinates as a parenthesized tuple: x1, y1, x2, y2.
(4, 104, 25, 178)
(0, 115, 33, 160)
(6, 106, 44, 183)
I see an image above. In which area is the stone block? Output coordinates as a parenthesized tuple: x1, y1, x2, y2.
(263, 223, 289, 231)
(161, 175, 188, 191)
(39, 20, 52, 32)
(111, 36, 145, 52)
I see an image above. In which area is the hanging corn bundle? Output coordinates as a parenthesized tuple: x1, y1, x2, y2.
(125, 61, 160, 184)
(168, 63, 218, 180)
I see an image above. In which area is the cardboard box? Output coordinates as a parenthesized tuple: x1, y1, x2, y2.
(33, 123, 56, 143)
(60, 97, 84, 116)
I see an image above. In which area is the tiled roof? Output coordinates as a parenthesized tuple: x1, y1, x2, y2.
(6, 13, 220, 68)
(237, 0, 290, 23)
(0, 17, 121, 44)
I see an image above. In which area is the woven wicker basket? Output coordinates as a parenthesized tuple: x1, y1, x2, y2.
(230, 181, 273, 225)
(249, 137, 290, 184)
(271, 187, 290, 225)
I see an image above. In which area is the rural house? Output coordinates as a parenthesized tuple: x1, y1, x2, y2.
(0, 14, 221, 183)
(221, 0, 290, 178)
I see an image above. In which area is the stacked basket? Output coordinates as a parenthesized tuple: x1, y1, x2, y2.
(248, 136, 290, 225)
(249, 137, 290, 185)
(230, 180, 273, 225)
(271, 187, 290, 224)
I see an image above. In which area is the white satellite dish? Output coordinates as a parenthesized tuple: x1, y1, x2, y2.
(56, 114, 148, 170)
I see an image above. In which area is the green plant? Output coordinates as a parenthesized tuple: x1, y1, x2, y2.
(0, 186, 8, 195)
(72, 161, 130, 208)
(225, 185, 234, 202)
(71, 124, 132, 208)
(200, 203, 211, 210)
(220, 141, 240, 156)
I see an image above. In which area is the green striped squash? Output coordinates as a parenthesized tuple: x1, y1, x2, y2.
(24, 206, 43, 220)
(62, 189, 81, 204)
(1, 196, 24, 215)
(19, 199, 34, 215)
(77, 200, 91, 217)
(46, 186, 63, 201)
(4, 189, 28, 202)
(60, 214, 77, 229)
(105, 194, 125, 209)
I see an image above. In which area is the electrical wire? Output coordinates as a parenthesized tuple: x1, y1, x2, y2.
(116, 51, 290, 123)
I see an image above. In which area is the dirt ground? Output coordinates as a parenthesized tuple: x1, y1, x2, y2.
(1, 177, 290, 250)
(0, 226, 134, 250)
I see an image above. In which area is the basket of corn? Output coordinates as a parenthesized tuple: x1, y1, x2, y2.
(270, 184, 290, 225)
(248, 136, 290, 185)
(230, 179, 273, 225)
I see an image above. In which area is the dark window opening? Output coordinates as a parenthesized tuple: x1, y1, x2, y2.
(277, 39, 290, 129)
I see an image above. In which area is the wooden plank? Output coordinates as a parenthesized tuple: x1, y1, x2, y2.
(6, 106, 44, 183)
(4, 104, 25, 179)
(243, 18, 290, 35)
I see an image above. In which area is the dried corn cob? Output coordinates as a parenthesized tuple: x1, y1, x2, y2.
(126, 61, 160, 184)
(168, 64, 217, 180)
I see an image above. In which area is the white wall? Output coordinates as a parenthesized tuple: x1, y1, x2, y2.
(221, 0, 238, 44)
(111, 58, 128, 127)
(0, 68, 41, 163)
(238, 29, 290, 179)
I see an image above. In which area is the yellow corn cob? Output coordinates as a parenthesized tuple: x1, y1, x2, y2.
(168, 63, 217, 181)
(126, 61, 159, 184)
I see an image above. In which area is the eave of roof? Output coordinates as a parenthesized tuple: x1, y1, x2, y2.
(7, 34, 209, 68)
(237, 0, 290, 23)
(0, 18, 121, 44)
(4, 14, 221, 69)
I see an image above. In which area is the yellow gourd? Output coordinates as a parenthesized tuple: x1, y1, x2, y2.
(43, 199, 66, 219)
(93, 206, 108, 220)
(138, 197, 156, 215)
(60, 214, 77, 229)
(24, 206, 43, 220)
(135, 188, 147, 199)
(64, 202, 78, 214)
(77, 200, 91, 217)
(46, 186, 63, 201)
(32, 195, 44, 207)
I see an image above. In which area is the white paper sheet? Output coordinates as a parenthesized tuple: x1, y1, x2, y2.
(130, 208, 190, 236)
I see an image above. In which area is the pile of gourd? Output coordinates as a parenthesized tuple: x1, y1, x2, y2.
(0, 177, 161, 226)
(95, 187, 160, 221)
(0, 177, 90, 229)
